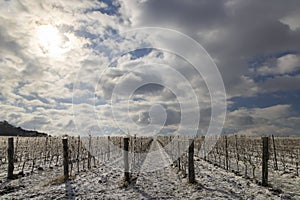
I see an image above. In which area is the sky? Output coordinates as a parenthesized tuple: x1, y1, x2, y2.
(0, 0, 300, 136)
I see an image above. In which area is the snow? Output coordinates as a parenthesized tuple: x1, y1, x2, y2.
(0, 140, 298, 199)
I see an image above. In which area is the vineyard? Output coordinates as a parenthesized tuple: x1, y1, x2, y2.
(160, 136, 299, 182)
(0, 136, 153, 181)
(0, 135, 299, 199)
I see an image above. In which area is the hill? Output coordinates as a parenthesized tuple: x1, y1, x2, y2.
(0, 121, 48, 137)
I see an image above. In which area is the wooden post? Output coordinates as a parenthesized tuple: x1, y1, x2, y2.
(133, 135, 136, 167)
(14, 136, 18, 162)
(77, 136, 80, 173)
(188, 138, 195, 183)
(262, 137, 269, 186)
(7, 137, 14, 179)
(296, 150, 299, 176)
(108, 136, 110, 160)
(235, 135, 239, 172)
(123, 137, 130, 183)
(44, 137, 48, 164)
(177, 137, 181, 170)
(62, 138, 69, 181)
(272, 135, 278, 170)
(202, 136, 206, 160)
(225, 136, 229, 171)
(119, 137, 123, 155)
(88, 135, 92, 169)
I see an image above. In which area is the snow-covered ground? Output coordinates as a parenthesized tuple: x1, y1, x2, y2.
(0, 140, 298, 199)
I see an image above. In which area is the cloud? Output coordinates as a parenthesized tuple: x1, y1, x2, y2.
(280, 12, 300, 31)
(226, 104, 291, 126)
(0, 0, 122, 135)
(235, 125, 300, 137)
(258, 54, 300, 75)
(1, 0, 300, 136)
(259, 74, 300, 93)
(118, 0, 300, 97)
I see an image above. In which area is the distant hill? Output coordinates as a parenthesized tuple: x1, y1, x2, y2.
(0, 121, 48, 137)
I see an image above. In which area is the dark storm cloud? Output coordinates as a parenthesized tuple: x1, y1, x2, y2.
(128, 0, 300, 96)
(136, 0, 227, 30)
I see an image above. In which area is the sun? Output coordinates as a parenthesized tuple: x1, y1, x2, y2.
(36, 24, 66, 57)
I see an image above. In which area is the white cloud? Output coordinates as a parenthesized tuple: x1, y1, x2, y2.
(258, 54, 300, 75)
(280, 13, 300, 31)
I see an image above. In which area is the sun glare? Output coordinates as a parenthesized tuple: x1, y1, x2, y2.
(36, 24, 65, 57)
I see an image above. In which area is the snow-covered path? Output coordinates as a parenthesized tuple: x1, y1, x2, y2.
(137, 139, 172, 173)
(0, 140, 296, 199)
(133, 140, 189, 199)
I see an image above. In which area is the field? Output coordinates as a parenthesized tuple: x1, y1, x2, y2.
(0, 135, 299, 199)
